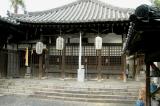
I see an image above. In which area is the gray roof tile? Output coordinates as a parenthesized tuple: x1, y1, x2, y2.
(0, 16, 19, 25)
(10, 0, 134, 23)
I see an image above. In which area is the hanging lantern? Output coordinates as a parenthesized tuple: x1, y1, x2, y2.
(36, 42, 43, 54)
(95, 36, 102, 50)
(56, 36, 64, 50)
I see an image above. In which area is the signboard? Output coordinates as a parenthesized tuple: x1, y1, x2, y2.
(36, 42, 43, 54)
(95, 36, 102, 50)
(56, 36, 64, 50)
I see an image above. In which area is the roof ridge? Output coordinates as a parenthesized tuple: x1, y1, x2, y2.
(91, 0, 133, 11)
(9, 0, 134, 23)
(27, 0, 133, 15)
(28, 0, 83, 15)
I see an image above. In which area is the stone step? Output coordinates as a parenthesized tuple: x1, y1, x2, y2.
(34, 91, 138, 100)
(3, 84, 139, 91)
(0, 87, 138, 97)
(0, 89, 138, 99)
(14, 84, 141, 89)
(31, 94, 136, 104)
(0, 85, 8, 88)
(32, 87, 139, 93)
(0, 83, 140, 92)
(0, 80, 142, 88)
(0, 79, 141, 104)
(0, 84, 140, 97)
(0, 88, 33, 95)
(35, 88, 138, 96)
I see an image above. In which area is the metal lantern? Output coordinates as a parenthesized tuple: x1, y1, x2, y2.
(95, 36, 102, 50)
(36, 42, 43, 54)
(56, 36, 64, 50)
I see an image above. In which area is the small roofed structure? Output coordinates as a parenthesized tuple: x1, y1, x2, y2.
(124, 4, 160, 106)
(124, 4, 160, 58)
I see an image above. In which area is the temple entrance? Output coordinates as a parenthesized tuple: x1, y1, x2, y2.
(47, 43, 122, 79)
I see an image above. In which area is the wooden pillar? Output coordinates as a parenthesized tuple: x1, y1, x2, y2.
(133, 54, 136, 79)
(97, 49, 102, 80)
(39, 54, 43, 79)
(121, 33, 127, 81)
(108, 46, 110, 79)
(30, 46, 33, 77)
(145, 53, 151, 106)
(135, 57, 141, 81)
(0, 51, 2, 78)
(145, 62, 151, 106)
(122, 54, 127, 82)
(45, 49, 49, 78)
(61, 48, 65, 79)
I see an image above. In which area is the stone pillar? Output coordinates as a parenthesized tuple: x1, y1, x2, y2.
(77, 32, 85, 82)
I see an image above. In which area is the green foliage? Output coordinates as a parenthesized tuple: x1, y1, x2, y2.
(154, 0, 160, 8)
(10, 0, 25, 13)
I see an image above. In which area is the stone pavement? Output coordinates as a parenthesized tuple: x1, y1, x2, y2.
(0, 78, 145, 89)
(0, 78, 144, 106)
(0, 95, 134, 106)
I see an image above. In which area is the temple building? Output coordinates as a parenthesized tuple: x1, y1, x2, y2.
(0, 0, 133, 79)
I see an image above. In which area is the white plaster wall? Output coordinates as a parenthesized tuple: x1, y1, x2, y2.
(70, 38, 79, 43)
(102, 33, 122, 43)
(7, 44, 17, 50)
(70, 33, 122, 43)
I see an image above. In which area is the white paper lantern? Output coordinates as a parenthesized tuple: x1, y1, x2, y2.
(36, 42, 43, 54)
(95, 36, 102, 50)
(56, 36, 64, 50)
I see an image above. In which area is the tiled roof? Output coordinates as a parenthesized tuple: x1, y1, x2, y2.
(122, 22, 135, 53)
(123, 4, 160, 55)
(10, 0, 133, 23)
(0, 16, 18, 25)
